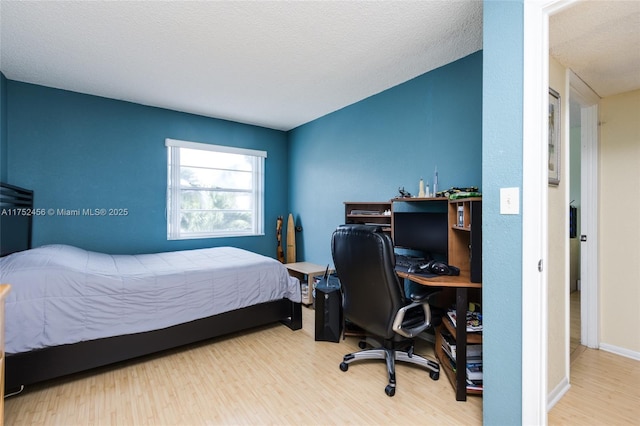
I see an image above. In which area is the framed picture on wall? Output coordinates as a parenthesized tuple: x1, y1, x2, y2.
(548, 88, 561, 185)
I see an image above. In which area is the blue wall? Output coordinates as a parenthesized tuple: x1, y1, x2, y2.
(482, 1, 524, 424)
(288, 52, 483, 265)
(4, 25, 527, 422)
(0, 72, 7, 182)
(6, 82, 289, 255)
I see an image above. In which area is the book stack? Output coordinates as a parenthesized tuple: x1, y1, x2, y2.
(441, 309, 483, 391)
(446, 309, 482, 332)
(465, 361, 483, 391)
(440, 329, 482, 360)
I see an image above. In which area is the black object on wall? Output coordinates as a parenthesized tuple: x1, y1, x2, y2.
(569, 205, 577, 238)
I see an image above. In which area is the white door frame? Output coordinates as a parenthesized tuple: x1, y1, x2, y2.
(522, 0, 581, 424)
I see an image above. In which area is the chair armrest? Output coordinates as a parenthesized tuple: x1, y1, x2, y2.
(409, 289, 430, 302)
(392, 301, 432, 338)
(409, 288, 441, 303)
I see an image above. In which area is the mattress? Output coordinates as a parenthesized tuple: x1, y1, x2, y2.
(0, 244, 301, 353)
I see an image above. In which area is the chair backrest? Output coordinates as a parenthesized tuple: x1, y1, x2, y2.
(331, 224, 406, 340)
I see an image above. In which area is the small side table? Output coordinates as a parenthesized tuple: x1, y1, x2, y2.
(285, 262, 333, 306)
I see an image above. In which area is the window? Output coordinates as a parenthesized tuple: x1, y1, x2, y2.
(166, 138, 266, 240)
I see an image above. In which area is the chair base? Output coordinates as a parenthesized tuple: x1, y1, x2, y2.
(340, 343, 440, 397)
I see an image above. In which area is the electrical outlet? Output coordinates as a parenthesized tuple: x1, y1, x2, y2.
(500, 187, 519, 215)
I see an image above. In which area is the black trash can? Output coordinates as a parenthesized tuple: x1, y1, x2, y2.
(314, 273, 342, 342)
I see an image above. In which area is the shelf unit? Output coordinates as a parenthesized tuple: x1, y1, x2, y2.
(344, 202, 392, 231)
(444, 197, 482, 399)
(397, 270, 482, 400)
(435, 310, 483, 397)
(392, 196, 482, 400)
(448, 197, 482, 283)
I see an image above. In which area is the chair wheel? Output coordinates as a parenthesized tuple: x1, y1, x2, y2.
(430, 370, 440, 380)
(358, 341, 367, 349)
(385, 385, 395, 397)
(340, 362, 349, 372)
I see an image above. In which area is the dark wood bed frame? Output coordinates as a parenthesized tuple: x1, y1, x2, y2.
(0, 182, 302, 393)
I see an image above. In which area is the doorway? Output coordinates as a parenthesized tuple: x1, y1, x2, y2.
(524, 0, 606, 423)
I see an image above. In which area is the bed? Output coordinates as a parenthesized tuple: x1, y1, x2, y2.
(0, 182, 302, 393)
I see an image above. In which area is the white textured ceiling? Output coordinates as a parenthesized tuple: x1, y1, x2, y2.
(0, 1, 482, 131)
(550, 0, 640, 98)
(1, 1, 638, 132)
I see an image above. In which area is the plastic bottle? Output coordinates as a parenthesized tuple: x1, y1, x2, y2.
(433, 167, 439, 197)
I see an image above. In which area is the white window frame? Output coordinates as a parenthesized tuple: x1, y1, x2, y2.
(165, 138, 266, 240)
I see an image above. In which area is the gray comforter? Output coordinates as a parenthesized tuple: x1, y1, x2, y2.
(0, 244, 301, 353)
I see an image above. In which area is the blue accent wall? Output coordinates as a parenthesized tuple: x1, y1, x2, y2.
(288, 51, 482, 265)
(482, 1, 524, 423)
(4, 19, 528, 421)
(6, 81, 289, 255)
(0, 72, 7, 182)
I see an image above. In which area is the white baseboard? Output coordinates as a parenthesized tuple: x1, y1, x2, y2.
(599, 343, 640, 361)
(547, 376, 570, 411)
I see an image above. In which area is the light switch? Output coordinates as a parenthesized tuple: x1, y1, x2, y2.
(500, 187, 519, 215)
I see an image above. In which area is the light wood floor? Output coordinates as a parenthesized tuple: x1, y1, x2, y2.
(5, 307, 482, 425)
(548, 345, 640, 425)
(5, 302, 639, 425)
(549, 291, 640, 425)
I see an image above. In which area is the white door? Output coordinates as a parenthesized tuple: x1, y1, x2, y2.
(570, 71, 600, 349)
(579, 102, 599, 348)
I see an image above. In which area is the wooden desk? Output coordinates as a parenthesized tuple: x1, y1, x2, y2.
(397, 271, 481, 401)
(397, 271, 481, 289)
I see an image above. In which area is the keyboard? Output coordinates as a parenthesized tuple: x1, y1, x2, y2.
(395, 255, 425, 272)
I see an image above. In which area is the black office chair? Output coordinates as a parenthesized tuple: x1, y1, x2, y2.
(331, 224, 440, 397)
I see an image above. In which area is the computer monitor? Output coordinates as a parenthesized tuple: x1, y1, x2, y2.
(393, 212, 448, 260)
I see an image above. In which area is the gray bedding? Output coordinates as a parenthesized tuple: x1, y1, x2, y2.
(0, 244, 301, 354)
